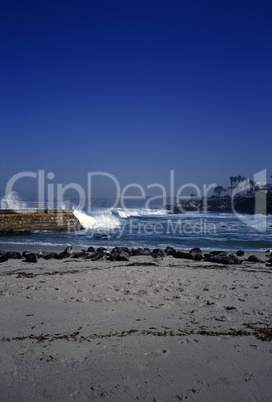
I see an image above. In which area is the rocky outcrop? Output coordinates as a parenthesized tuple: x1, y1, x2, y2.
(166, 202, 201, 214)
(247, 255, 264, 263)
(0, 245, 269, 266)
(204, 253, 242, 265)
(166, 194, 272, 215)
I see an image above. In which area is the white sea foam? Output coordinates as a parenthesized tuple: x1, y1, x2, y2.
(113, 208, 169, 218)
(0, 191, 27, 209)
(73, 207, 169, 230)
(0, 241, 66, 247)
(74, 209, 121, 230)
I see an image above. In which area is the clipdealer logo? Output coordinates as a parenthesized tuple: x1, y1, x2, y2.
(4, 170, 217, 213)
(231, 169, 268, 233)
(2, 169, 269, 234)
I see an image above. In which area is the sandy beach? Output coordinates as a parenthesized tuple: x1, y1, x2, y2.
(0, 248, 271, 401)
(2, 0, 272, 400)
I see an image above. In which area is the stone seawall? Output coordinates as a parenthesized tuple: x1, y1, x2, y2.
(0, 209, 84, 235)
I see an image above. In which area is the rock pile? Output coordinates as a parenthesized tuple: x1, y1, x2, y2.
(0, 246, 271, 266)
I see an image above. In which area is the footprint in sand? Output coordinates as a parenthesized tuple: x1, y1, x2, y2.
(144, 349, 168, 356)
(178, 338, 199, 344)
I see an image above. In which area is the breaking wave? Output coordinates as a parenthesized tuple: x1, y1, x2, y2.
(73, 209, 121, 230)
(112, 208, 169, 218)
(73, 207, 169, 230)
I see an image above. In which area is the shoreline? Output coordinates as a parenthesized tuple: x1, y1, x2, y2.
(0, 208, 271, 257)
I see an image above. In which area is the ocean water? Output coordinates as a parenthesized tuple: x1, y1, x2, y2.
(1, 206, 272, 252)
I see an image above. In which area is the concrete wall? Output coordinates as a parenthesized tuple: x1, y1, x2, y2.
(0, 209, 83, 233)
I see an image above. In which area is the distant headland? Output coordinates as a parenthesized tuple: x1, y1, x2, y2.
(166, 194, 272, 215)
(166, 175, 272, 215)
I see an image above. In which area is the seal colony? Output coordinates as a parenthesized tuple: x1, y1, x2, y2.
(1, 245, 272, 265)
(0, 244, 271, 400)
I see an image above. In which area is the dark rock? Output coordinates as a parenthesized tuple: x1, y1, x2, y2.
(5, 251, 21, 259)
(94, 234, 109, 240)
(87, 246, 95, 253)
(164, 247, 176, 256)
(0, 254, 9, 263)
(116, 251, 130, 261)
(165, 203, 198, 213)
(248, 255, 264, 263)
(109, 248, 131, 261)
(132, 248, 147, 256)
(229, 253, 243, 264)
(84, 252, 97, 260)
(84, 250, 108, 261)
(131, 247, 151, 256)
(97, 247, 107, 253)
(205, 253, 242, 265)
(109, 251, 118, 261)
(37, 250, 46, 257)
(236, 250, 245, 257)
(91, 252, 106, 261)
(152, 248, 162, 254)
(24, 253, 39, 263)
(189, 248, 204, 261)
(210, 251, 228, 256)
(63, 246, 87, 258)
(37, 250, 49, 258)
(152, 249, 166, 258)
(64, 246, 73, 255)
(0, 230, 32, 237)
(173, 251, 194, 260)
(189, 247, 202, 255)
(57, 246, 84, 259)
(43, 252, 58, 260)
(55, 251, 69, 260)
(112, 247, 130, 254)
(71, 250, 88, 258)
(193, 253, 203, 261)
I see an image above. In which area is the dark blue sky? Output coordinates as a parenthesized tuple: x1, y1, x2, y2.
(1, 0, 271, 200)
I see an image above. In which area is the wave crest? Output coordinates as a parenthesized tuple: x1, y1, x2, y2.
(74, 209, 121, 230)
(113, 208, 169, 219)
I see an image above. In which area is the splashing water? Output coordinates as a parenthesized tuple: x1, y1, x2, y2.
(113, 208, 169, 218)
(74, 209, 121, 230)
(0, 192, 27, 209)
